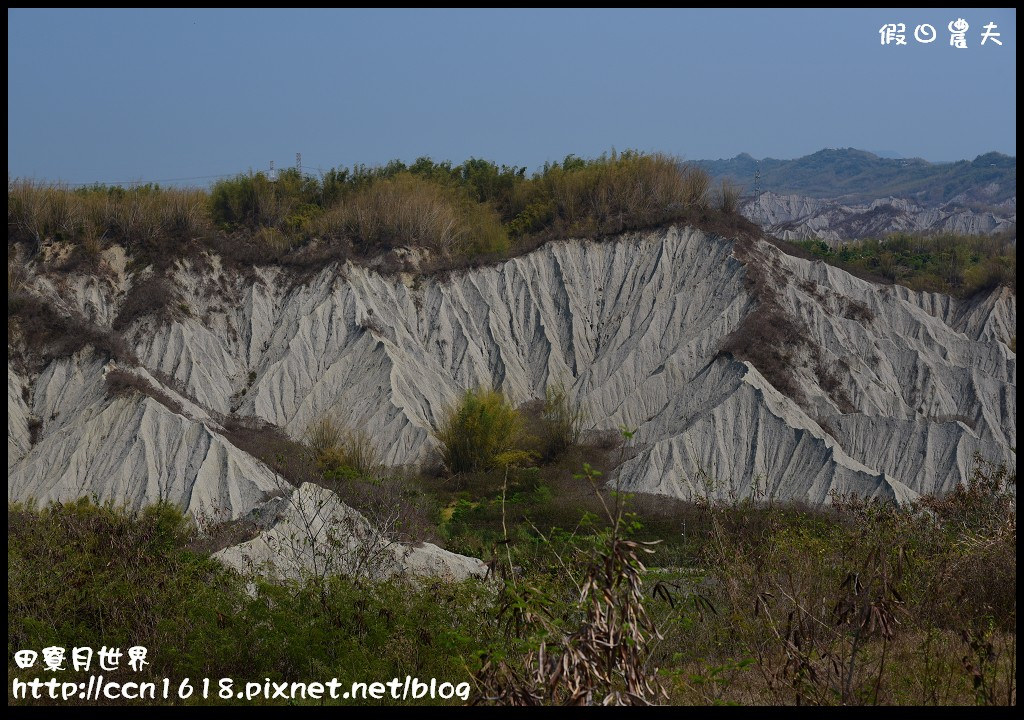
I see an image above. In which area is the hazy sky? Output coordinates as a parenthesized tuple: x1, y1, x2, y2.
(7, 8, 1017, 185)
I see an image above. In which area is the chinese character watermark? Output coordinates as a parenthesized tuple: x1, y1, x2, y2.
(879, 19, 1006, 48)
(99, 646, 123, 671)
(14, 650, 38, 670)
(72, 647, 94, 672)
(981, 22, 1002, 46)
(914, 24, 937, 44)
(42, 647, 66, 672)
(948, 18, 969, 48)
(128, 646, 149, 672)
(13, 646, 152, 673)
(879, 23, 907, 45)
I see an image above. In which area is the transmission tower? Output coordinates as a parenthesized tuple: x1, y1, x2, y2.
(752, 160, 761, 199)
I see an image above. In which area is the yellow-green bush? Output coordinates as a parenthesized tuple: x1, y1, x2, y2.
(435, 388, 524, 474)
(319, 430, 381, 480)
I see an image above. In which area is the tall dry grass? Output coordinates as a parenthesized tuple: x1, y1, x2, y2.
(8, 179, 210, 252)
(314, 173, 508, 257)
(717, 178, 741, 214)
(305, 415, 382, 479)
(532, 383, 585, 461)
(10, 151, 735, 274)
(510, 152, 712, 239)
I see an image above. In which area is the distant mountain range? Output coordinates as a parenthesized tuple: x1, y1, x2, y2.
(695, 148, 1016, 242)
(697, 148, 1016, 210)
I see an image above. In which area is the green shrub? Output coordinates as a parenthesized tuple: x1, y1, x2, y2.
(507, 198, 557, 238)
(451, 157, 527, 218)
(7, 452, 1018, 706)
(435, 388, 524, 474)
(794, 231, 1016, 298)
(284, 202, 323, 234)
(8, 498, 217, 654)
(209, 172, 297, 229)
(8, 499, 498, 705)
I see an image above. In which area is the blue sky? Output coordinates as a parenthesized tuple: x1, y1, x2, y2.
(7, 8, 1017, 185)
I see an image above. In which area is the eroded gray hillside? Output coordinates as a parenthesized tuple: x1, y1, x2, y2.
(7, 226, 1016, 514)
(743, 191, 1016, 243)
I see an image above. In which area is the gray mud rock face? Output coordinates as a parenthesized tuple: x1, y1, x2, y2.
(9, 226, 1016, 520)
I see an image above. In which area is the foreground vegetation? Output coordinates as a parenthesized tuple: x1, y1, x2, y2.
(9, 414, 1016, 705)
(794, 232, 1016, 298)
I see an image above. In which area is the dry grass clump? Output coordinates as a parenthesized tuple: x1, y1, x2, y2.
(8, 253, 29, 295)
(473, 462, 667, 706)
(112, 275, 176, 331)
(718, 302, 808, 403)
(8, 179, 78, 244)
(104, 368, 184, 416)
(9, 149, 752, 283)
(509, 151, 712, 239)
(520, 384, 585, 462)
(717, 178, 741, 214)
(315, 173, 508, 258)
(305, 415, 382, 479)
(8, 180, 210, 253)
(304, 415, 345, 457)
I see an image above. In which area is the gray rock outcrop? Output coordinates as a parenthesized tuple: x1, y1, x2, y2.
(213, 482, 488, 583)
